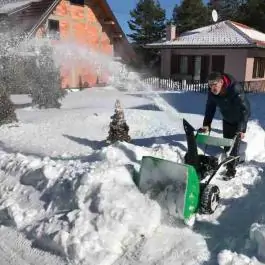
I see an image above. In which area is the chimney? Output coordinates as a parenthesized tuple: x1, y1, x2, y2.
(166, 24, 176, 41)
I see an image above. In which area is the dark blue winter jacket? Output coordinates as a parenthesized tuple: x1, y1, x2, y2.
(203, 74, 251, 133)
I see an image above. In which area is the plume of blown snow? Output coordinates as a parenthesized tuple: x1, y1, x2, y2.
(244, 120, 265, 162)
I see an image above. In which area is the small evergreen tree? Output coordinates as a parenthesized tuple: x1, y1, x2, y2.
(106, 100, 131, 144)
(127, 0, 166, 65)
(172, 0, 209, 33)
(30, 43, 66, 108)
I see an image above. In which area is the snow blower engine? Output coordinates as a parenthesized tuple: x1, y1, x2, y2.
(133, 119, 241, 225)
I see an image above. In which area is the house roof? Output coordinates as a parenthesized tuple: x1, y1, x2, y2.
(0, 0, 128, 38)
(0, 0, 56, 33)
(0, 1, 32, 14)
(0, 0, 125, 36)
(0, 0, 137, 61)
(146, 20, 265, 49)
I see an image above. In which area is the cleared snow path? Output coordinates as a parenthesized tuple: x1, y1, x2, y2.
(0, 226, 68, 265)
(194, 162, 265, 265)
(113, 224, 210, 265)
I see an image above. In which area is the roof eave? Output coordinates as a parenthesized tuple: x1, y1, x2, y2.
(144, 44, 258, 49)
(97, 0, 137, 59)
(255, 42, 265, 48)
(98, 0, 126, 39)
(0, 2, 32, 16)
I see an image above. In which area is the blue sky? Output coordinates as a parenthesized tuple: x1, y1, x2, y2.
(107, 0, 208, 35)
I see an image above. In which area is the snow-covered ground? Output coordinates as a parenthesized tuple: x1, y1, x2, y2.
(0, 87, 265, 265)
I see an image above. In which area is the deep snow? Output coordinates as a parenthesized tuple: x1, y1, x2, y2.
(0, 88, 265, 264)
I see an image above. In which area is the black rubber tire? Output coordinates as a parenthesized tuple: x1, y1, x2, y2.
(200, 184, 220, 214)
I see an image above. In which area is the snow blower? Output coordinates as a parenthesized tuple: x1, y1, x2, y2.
(133, 119, 241, 225)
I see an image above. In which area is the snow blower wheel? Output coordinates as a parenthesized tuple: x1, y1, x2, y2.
(199, 185, 220, 214)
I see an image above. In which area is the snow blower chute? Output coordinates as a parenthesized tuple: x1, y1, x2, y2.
(134, 119, 241, 225)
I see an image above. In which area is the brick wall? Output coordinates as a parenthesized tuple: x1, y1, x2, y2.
(36, 0, 114, 88)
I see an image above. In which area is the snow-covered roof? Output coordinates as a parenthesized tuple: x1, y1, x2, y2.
(0, 0, 137, 60)
(146, 20, 265, 48)
(0, 0, 38, 14)
(0, 0, 57, 34)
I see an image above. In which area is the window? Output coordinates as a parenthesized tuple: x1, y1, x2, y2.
(201, 55, 210, 82)
(194, 56, 201, 81)
(171, 54, 180, 75)
(48, 19, 60, 39)
(171, 55, 195, 77)
(70, 0, 84, 5)
(252, 57, 265, 78)
(211, 55, 225, 73)
(180, 56, 188, 74)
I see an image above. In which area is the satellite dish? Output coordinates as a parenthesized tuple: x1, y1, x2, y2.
(212, 9, 218, 23)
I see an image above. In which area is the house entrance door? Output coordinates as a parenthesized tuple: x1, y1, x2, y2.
(211, 55, 225, 73)
(200, 55, 210, 82)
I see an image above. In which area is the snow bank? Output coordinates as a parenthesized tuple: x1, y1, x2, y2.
(250, 223, 265, 262)
(0, 135, 208, 264)
(0, 142, 163, 264)
(126, 226, 210, 265)
(218, 250, 262, 265)
(0, 226, 66, 265)
(2, 88, 265, 264)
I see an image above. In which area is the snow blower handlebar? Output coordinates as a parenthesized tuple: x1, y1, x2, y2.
(195, 129, 211, 155)
(197, 127, 211, 134)
(183, 119, 241, 181)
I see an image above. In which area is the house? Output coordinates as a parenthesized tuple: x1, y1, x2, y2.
(146, 20, 265, 87)
(0, 0, 136, 88)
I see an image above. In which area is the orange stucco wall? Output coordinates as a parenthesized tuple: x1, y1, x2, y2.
(35, 0, 114, 88)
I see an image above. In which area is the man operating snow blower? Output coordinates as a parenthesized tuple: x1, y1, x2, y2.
(198, 72, 251, 180)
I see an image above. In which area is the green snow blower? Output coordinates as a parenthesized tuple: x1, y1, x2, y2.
(134, 119, 241, 225)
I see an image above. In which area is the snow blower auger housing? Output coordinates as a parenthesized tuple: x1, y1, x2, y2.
(134, 119, 240, 225)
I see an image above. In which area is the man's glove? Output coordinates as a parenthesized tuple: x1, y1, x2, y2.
(198, 126, 210, 134)
(238, 132, 245, 139)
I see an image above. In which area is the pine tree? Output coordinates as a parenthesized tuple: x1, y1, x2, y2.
(106, 100, 131, 144)
(0, 91, 17, 125)
(30, 43, 66, 108)
(0, 23, 19, 125)
(0, 19, 30, 94)
(172, 0, 209, 33)
(240, 0, 265, 32)
(207, 0, 244, 22)
(0, 57, 18, 125)
(127, 0, 166, 65)
(128, 0, 166, 44)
